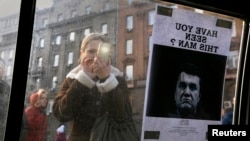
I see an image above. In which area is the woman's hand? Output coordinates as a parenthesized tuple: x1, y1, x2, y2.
(81, 57, 96, 79)
(92, 56, 110, 80)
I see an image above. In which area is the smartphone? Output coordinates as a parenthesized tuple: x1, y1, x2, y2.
(97, 42, 112, 63)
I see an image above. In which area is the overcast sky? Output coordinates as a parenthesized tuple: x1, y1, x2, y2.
(0, 0, 53, 18)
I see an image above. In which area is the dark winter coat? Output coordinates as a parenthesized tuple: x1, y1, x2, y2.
(52, 65, 132, 141)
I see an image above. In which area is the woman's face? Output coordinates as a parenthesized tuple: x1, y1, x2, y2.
(39, 93, 48, 108)
(35, 93, 48, 108)
(80, 40, 103, 67)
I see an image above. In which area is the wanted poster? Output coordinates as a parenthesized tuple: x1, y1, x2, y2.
(141, 4, 232, 141)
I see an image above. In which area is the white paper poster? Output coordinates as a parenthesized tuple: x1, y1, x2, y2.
(141, 4, 232, 141)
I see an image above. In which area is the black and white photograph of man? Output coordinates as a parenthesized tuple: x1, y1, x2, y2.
(146, 44, 227, 120)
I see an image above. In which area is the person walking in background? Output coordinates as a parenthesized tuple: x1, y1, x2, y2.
(24, 89, 48, 141)
(55, 123, 67, 141)
(52, 33, 139, 141)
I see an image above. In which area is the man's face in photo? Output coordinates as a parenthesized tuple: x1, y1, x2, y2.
(174, 72, 201, 114)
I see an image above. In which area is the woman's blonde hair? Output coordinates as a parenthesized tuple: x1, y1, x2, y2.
(36, 89, 48, 102)
(80, 32, 106, 51)
(79, 33, 107, 63)
(30, 88, 48, 107)
(37, 88, 48, 97)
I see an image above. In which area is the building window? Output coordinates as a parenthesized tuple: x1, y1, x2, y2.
(127, 0, 132, 5)
(1, 51, 5, 59)
(56, 35, 61, 45)
(67, 52, 73, 66)
(149, 35, 153, 51)
(126, 39, 133, 54)
(57, 13, 64, 22)
(125, 65, 133, 80)
(126, 15, 133, 31)
(85, 5, 91, 14)
(71, 10, 77, 18)
(51, 76, 57, 90)
(148, 10, 155, 25)
(39, 38, 45, 48)
(53, 55, 59, 67)
(101, 24, 108, 34)
(36, 78, 40, 90)
(42, 18, 48, 27)
(38, 57, 43, 68)
(9, 49, 14, 59)
(103, 1, 110, 11)
(69, 32, 75, 42)
(6, 65, 12, 76)
(84, 28, 91, 37)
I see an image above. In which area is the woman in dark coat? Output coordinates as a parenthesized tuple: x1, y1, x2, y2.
(52, 33, 139, 141)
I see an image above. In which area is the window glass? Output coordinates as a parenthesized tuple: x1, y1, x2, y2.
(69, 32, 75, 41)
(38, 57, 43, 67)
(84, 28, 91, 36)
(6, 66, 12, 76)
(126, 65, 133, 80)
(149, 35, 153, 51)
(1, 51, 5, 58)
(42, 18, 48, 27)
(85, 5, 91, 14)
(148, 10, 155, 25)
(56, 35, 61, 45)
(67, 52, 73, 66)
(101, 23, 108, 34)
(51, 76, 57, 90)
(53, 54, 59, 67)
(0, 0, 21, 139)
(126, 15, 133, 30)
(71, 10, 77, 18)
(57, 13, 64, 22)
(36, 78, 40, 90)
(103, 1, 110, 11)
(9, 49, 14, 59)
(39, 38, 45, 48)
(126, 39, 133, 54)
(18, 0, 245, 140)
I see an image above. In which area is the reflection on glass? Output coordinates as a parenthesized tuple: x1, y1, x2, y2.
(0, 0, 21, 140)
(0, 58, 11, 139)
(16, 0, 244, 140)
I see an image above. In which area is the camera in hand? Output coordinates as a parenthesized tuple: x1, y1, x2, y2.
(97, 42, 112, 63)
